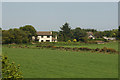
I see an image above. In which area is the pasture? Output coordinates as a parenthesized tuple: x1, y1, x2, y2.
(53, 41, 118, 51)
(2, 43, 118, 78)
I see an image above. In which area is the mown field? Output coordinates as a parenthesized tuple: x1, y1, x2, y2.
(2, 41, 118, 78)
(58, 42, 118, 50)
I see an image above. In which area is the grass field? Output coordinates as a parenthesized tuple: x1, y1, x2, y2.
(3, 41, 118, 50)
(54, 41, 118, 51)
(2, 46, 118, 78)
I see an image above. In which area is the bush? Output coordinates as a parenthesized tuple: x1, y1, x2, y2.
(67, 40, 71, 43)
(73, 39, 77, 42)
(106, 48, 117, 53)
(99, 47, 117, 53)
(78, 47, 91, 51)
(95, 48, 100, 51)
(2, 55, 23, 79)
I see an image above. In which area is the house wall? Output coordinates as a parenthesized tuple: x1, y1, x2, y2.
(32, 36, 35, 41)
(37, 36, 52, 42)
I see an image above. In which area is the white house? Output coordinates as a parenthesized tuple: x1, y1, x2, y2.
(87, 32, 95, 39)
(32, 31, 57, 42)
(103, 36, 116, 40)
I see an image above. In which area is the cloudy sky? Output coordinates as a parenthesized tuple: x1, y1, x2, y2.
(2, 1, 118, 31)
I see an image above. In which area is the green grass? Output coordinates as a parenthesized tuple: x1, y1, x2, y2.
(2, 47, 118, 78)
(3, 41, 118, 50)
(55, 41, 118, 50)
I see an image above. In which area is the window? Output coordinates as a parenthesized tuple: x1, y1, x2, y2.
(47, 36, 50, 38)
(46, 40, 50, 42)
(41, 40, 44, 42)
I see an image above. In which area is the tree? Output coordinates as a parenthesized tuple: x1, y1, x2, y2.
(94, 31, 103, 38)
(2, 30, 12, 44)
(59, 22, 72, 41)
(83, 29, 97, 32)
(12, 29, 29, 44)
(20, 25, 36, 36)
(2, 29, 29, 44)
(2, 25, 37, 44)
(20, 25, 36, 41)
(72, 27, 87, 41)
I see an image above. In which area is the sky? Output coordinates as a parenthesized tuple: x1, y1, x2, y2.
(1, 0, 120, 2)
(2, 2, 118, 31)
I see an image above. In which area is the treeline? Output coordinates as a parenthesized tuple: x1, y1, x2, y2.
(2, 25, 36, 44)
(2, 22, 120, 44)
(56, 22, 119, 42)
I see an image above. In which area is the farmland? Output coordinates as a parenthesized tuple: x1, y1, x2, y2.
(2, 41, 118, 78)
(56, 41, 118, 50)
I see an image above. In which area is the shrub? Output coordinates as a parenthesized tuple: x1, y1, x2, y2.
(103, 47, 107, 52)
(95, 48, 100, 51)
(99, 47, 117, 53)
(106, 48, 117, 53)
(73, 39, 77, 42)
(78, 47, 91, 51)
(2, 55, 23, 79)
(67, 40, 71, 43)
(73, 47, 78, 51)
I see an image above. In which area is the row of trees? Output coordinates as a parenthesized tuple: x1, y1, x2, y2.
(2, 23, 119, 44)
(2, 25, 36, 44)
(57, 22, 118, 42)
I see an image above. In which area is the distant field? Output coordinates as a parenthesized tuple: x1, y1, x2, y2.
(3, 41, 118, 50)
(2, 47, 118, 78)
(54, 41, 118, 51)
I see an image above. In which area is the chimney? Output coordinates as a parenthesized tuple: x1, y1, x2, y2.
(51, 31, 52, 35)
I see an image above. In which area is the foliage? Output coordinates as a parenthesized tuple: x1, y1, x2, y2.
(2, 23, 119, 43)
(2, 29, 29, 44)
(59, 22, 72, 41)
(73, 39, 77, 42)
(82, 28, 97, 32)
(72, 28, 87, 41)
(79, 37, 88, 43)
(94, 31, 103, 38)
(68, 40, 71, 43)
(20, 25, 36, 36)
(52, 31, 58, 38)
(2, 25, 36, 44)
(2, 55, 23, 79)
(20, 25, 37, 41)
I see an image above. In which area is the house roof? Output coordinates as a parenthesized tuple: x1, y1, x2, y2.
(36, 31, 52, 36)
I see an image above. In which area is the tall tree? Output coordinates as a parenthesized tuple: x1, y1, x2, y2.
(59, 22, 72, 41)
